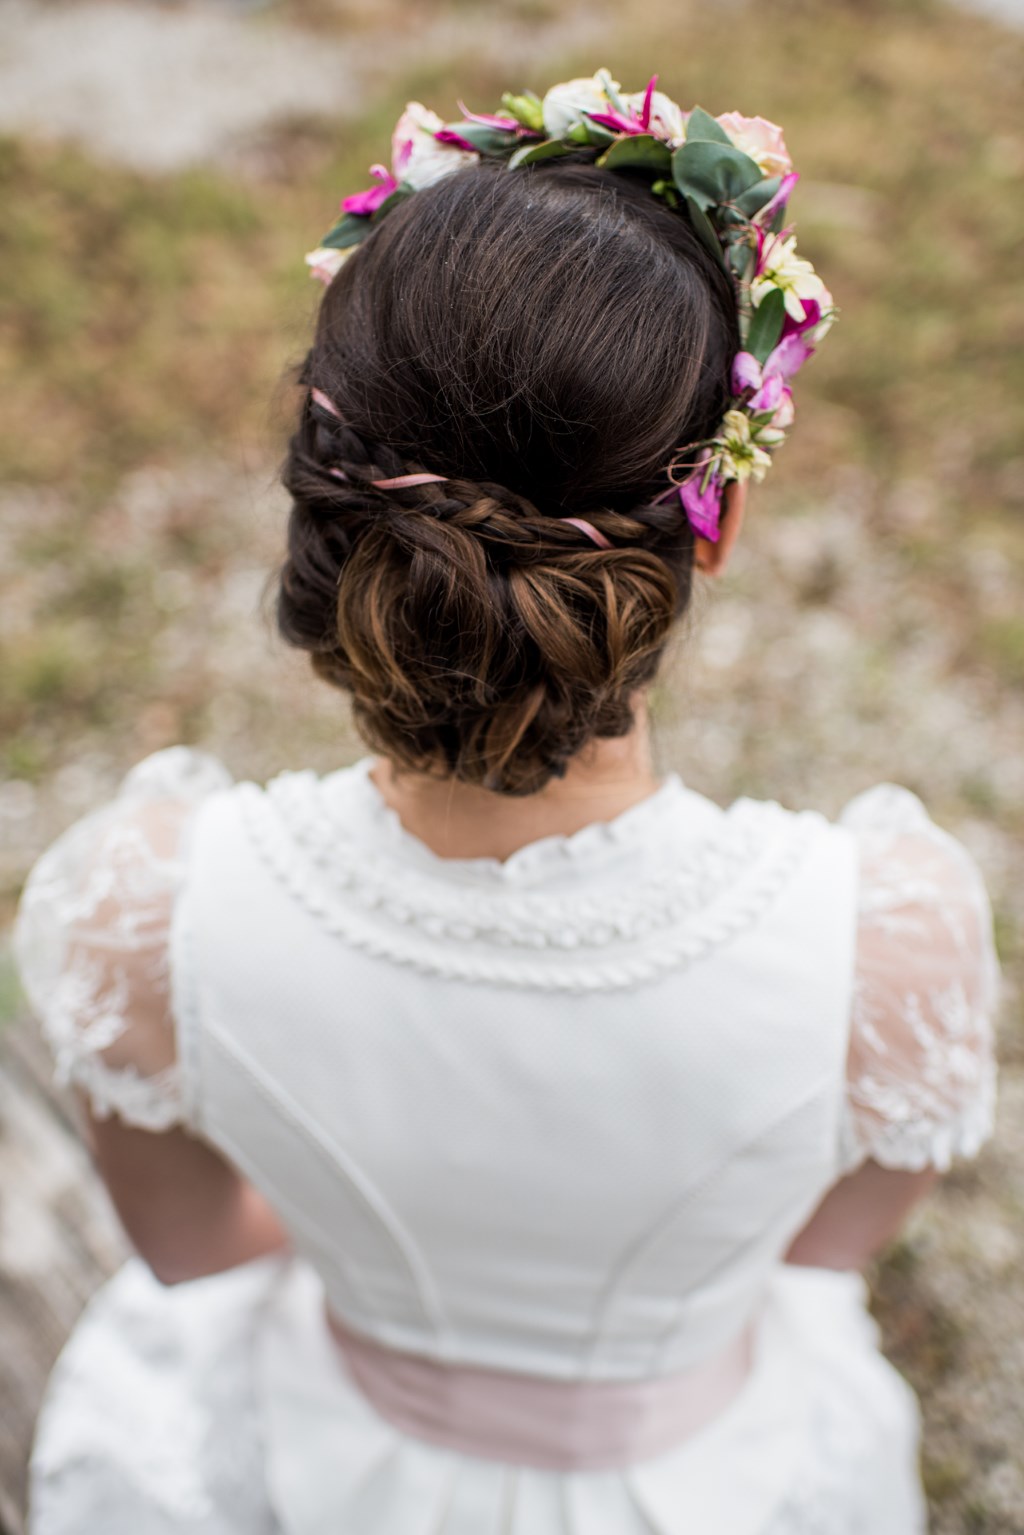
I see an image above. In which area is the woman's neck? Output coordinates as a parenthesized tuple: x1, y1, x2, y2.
(368, 699, 661, 863)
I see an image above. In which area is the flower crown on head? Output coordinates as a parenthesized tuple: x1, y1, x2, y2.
(306, 69, 835, 544)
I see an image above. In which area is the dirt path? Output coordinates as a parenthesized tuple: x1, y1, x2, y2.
(0, 0, 607, 171)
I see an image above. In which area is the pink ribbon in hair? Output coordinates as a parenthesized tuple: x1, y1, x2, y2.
(312, 390, 445, 489)
(371, 472, 448, 489)
(310, 389, 613, 548)
(310, 387, 342, 418)
(560, 516, 612, 549)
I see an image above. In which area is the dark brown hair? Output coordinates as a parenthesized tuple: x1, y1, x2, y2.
(278, 155, 738, 795)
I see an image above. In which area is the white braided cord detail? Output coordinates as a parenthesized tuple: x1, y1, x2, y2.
(274, 769, 797, 943)
(237, 778, 821, 992)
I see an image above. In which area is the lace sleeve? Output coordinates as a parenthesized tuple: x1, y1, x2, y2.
(12, 747, 232, 1132)
(836, 785, 1000, 1175)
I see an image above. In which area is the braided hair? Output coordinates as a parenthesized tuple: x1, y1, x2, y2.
(278, 157, 738, 795)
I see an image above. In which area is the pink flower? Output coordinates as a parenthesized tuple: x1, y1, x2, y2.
(751, 373, 785, 414)
(756, 172, 800, 225)
(586, 75, 686, 146)
(434, 128, 478, 152)
(715, 112, 792, 177)
(781, 289, 835, 343)
(586, 106, 646, 135)
(623, 81, 686, 145)
(781, 296, 821, 337)
(457, 101, 522, 133)
(392, 101, 478, 190)
(731, 335, 812, 410)
(770, 388, 795, 430)
(677, 451, 725, 542)
(341, 164, 397, 216)
(731, 352, 763, 395)
(766, 333, 813, 379)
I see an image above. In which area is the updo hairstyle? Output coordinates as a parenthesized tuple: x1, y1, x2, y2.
(278, 156, 738, 795)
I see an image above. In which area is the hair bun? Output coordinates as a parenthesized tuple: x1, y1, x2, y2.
(279, 156, 735, 793)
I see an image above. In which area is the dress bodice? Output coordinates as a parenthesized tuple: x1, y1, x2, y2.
(13, 748, 999, 1384)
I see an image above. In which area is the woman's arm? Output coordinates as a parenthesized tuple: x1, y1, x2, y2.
(79, 1093, 290, 1285)
(793, 787, 1001, 1273)
(782, 1159, 939, 1271)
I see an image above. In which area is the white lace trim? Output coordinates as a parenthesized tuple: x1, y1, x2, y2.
(836, 1056, 998, 1175)
(836, 783, 1000, 1174)
(237, 771, 822, 991)
(57, 1049, 186, 1134)
(13, 747, 231, 1132)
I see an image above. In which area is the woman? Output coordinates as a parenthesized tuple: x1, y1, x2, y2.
(13, 72, 998, 1535)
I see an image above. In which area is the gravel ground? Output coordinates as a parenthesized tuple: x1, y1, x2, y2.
(0, 0, 612, 171)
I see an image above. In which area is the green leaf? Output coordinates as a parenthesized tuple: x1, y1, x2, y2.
(734, 176, 781, 217)
(579, 115, 617, 147)
(371, 185, 413, 221)
(651, 178, 680, 209)
(727, 239, 755, 284)
(672, 140, 763, 207)
(501, 90, 545, 132)
(684, 197, 725, 266)
(597, 134, 672, 174)
(507, 138, 575, 169)
(746, 287, 786, 364)
(447, 121, 518, 155)
(319, 213, 369, 251)
(685, 106, 732, 145)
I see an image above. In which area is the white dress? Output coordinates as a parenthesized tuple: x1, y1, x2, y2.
(12, 747, 1000, 1535)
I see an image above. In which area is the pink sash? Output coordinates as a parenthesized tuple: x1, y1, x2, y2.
(327, 1309, 755, 1470)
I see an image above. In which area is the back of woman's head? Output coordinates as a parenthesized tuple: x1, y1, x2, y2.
(278, 156, 739, 794)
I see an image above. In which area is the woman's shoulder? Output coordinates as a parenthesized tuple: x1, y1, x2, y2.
(730, 776, 994, 910)
(12, 747, 236, 1132)
(835, 780, 996, 933)
(827, 783, 1000, 1175)
(14, 746, 236, 993)
(15, 745, 235, 922)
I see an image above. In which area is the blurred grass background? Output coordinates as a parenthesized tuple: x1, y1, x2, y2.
(0, 0, 1022, 1526)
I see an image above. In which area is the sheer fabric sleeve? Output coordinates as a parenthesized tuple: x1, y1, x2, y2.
(836, 784, 1000, 1175)
(12, 747, 232, 1132)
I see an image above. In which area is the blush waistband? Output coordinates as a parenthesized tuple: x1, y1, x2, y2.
(326, 1310, 756, 1471)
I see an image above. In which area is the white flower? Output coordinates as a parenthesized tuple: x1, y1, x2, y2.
(715, 112, 792, 177)
(391, 101, 477, 191)
(751, 235, 828, 322)
(622, 88, 687, 147)
(805, 293, 837, 342)
(769, 390, 795, 430)
(753, 423, 786, 448)
(541, 74, 615, 138)
(717, 409, 773, 483)
(304, 246, 352, 285)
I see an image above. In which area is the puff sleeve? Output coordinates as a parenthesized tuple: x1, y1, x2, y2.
(837, 785, 1000, 1175)
(12, 747, 232, 1132)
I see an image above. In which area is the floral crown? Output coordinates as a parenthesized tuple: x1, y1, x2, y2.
(306, 68, 834, 544)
